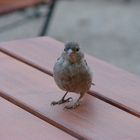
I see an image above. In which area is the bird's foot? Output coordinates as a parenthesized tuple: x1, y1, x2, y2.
(64, 101, 81, 109)
(51, 97, 73, 106)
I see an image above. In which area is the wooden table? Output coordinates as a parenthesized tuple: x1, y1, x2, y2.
(0, 37, 140, 140)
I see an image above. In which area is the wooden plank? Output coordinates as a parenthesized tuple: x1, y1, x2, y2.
(0, 97, 76, 140)
(0, 52, 140, 140)
(0, 37, 140, 117)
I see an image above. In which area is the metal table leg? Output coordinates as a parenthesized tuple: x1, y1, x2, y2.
(39, 0, 57, 36)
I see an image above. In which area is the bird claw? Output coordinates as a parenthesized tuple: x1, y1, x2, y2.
(51, 97, 73, 106)
(51, 101, 59, 106)
(64, 101, 80, 109)
(65, 97, 73, 102)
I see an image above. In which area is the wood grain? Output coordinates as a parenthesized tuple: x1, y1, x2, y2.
(0, 37, 140, 117)
(0, 52, 140, 140)
(0, 97, 76, 140)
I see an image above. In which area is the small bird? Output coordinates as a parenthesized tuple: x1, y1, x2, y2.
(51, 42, 93, 109)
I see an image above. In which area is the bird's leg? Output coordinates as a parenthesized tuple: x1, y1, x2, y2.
(64, 93, 84, 109)
(51, 91, 72, 106)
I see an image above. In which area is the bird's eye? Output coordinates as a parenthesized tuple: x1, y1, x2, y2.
(64, 46, 71, 52)
(64, 47, 68, 52)
(75, 48, 79, 52)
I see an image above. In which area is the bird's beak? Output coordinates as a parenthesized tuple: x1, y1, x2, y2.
(67, 49, 73, 55)
(67, 49, 77, 62)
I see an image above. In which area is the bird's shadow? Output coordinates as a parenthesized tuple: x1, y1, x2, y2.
(56, 94, 96, 123)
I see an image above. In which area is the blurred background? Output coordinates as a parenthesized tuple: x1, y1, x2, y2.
(0, 0, 140, 76)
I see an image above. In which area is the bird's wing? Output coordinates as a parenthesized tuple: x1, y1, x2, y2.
(84, 60, 95, 86)
(57, 57, 61, 61)
(84, 59, 88, 66)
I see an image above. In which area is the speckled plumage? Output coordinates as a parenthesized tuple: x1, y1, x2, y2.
(52, 42, 93, 109)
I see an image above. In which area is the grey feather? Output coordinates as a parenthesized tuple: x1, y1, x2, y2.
(52, 42, 93, 109)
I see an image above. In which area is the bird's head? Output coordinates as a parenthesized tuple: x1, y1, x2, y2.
(64, 42, 84, 63)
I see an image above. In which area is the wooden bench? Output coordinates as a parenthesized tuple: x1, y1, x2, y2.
(0, 37, 139, 140)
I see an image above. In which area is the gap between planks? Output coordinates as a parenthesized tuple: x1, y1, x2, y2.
(0, 89, 86, 140)
(0, 47, 140, 119)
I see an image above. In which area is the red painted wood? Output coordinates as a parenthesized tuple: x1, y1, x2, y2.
(0, 52, 139, 140)
(0, 97, 76, 140)
(0, 37, 140, 116)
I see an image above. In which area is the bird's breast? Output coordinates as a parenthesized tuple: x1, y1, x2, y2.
(53, 60, 92, 93)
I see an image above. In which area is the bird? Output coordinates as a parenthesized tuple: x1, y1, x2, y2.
(51, 42, 93, 109)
